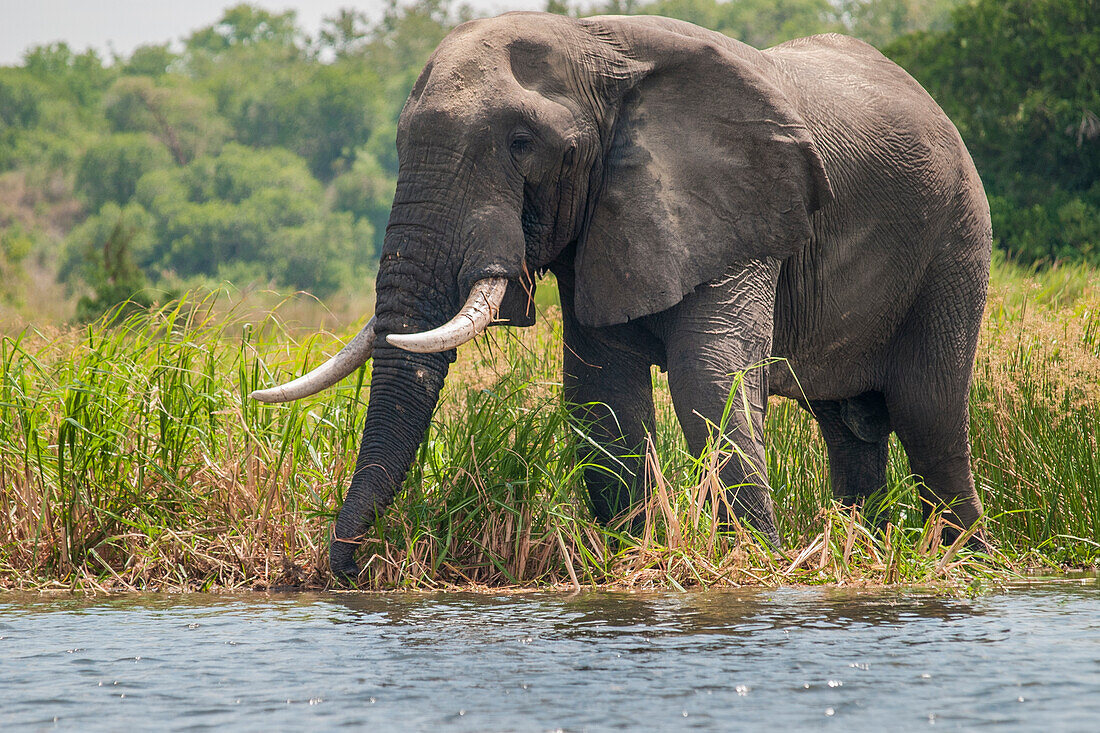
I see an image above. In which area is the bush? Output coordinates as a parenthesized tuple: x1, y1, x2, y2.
(103, 76, 228, 165)
(0, 222, 35, 304)
(59, 201, 156, 322)
(989, 184, 1100, 265)
(74, 132, 173, 211)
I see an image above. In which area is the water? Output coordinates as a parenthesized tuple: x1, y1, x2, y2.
(1, 580, 1098, 731)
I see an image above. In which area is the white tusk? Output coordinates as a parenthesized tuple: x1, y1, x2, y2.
(250, 317, 376, 403)
(387, 277, 508, 353)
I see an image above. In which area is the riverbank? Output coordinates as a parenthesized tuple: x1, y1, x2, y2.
(1, 262, 1096, 592)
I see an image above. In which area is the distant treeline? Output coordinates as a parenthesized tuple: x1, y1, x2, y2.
(0, 0, 1095, 319)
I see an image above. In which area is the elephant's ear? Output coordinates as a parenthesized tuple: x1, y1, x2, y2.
(573, 18, 833, 327)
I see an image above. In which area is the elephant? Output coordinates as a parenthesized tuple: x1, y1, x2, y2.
(251, 12, 993, 579)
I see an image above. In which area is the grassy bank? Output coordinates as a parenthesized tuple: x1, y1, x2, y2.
(1, 264, 1097, 592)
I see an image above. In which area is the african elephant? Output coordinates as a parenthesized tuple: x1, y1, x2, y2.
(252, 12, 993, 579)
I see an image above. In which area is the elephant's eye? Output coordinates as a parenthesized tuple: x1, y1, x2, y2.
(509, 132, 535, 157)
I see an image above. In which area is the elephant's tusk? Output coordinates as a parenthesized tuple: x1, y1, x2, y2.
(387, 278, 508, 353)
(250, 317, 376, 403)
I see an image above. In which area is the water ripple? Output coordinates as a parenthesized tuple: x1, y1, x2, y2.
(0, 580, 1097, 730)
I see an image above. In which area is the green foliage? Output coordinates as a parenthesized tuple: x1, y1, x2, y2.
(0, 69, 45, 170)
(332, 148, 398, 254)
(103, 75, 228, 164)
(133, 143, 372, 296)
(887, 0, 1100, 265)
(318, 8, 372, 58)
(183, 8, 387, 180)
(122, 44, 178, 78)
(1, 43, 114, 171)
(217, 57, 383, 180)
(21, 42, 115, 111)
(74, 132, 173, 211)
(0, 66, 93, 171)
(184, 4, 303, 54)
(989, 187, 1100, 264)
(0, 222, 36, 304)
(59, 201, 156, 321)
(0, 68, 46, 130)
(272, 215, 377, 300)
(361, 0, 462, 106)
(286, 62, 383, 180)
(834, 0, 962, 49)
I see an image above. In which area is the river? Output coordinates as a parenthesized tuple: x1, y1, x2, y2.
(2, 578, 1097, 730)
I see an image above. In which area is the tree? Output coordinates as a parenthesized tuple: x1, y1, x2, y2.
(0, 68, 46, 131)
(123, 44, 178, 78)
(245, 59, 384, 179)
(74, 132, 173, 211)
(333, 147, 398, 255)
(358, 0, 465, 122)
(888, 0, 1100, 263)
(184, 4, 302, 55)
(0, 222, 34, 304)
(60, 202, 156, 321)
(0, 67, 90, 171)
(21, 42, 114, 111)
(318, 8, 372, 58)
(577, 0, 840, 48)
(132, 143, 373, 295)
(836, 1, 962, 49)
(269, 214, 374, 297)
(103, 76, 228, 164)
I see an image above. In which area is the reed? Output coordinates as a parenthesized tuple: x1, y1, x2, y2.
(0, 264, 1095, 592)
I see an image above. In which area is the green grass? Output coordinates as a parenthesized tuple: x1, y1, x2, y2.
(0, 265, 1097, 592)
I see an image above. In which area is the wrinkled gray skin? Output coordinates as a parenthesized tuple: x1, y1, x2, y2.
(330, 12, 992, 578)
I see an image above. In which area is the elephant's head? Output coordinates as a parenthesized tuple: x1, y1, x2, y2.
(251, 13, 831, 579)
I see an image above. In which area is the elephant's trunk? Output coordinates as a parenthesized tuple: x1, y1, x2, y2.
(328, 189, 468, 579)
(328, 274, 508, 578)
(329, 346, 449, 579)
(324, 151, 522, 579)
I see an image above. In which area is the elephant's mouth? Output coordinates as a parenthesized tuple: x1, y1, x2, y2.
(250, 277, 508, 404)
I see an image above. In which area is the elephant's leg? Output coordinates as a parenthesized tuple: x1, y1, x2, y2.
(667, 357, 777, 544)
(889, 395, 986, 548)
(661, 260, 782, 546)
(885, 259, 989, 550)
(561, 320, 656, 532)
(806, 395, 891, 524)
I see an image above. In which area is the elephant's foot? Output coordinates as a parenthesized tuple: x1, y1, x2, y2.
(329, 541, 362, 585)
(941, 522, 995, 556)
(966, 532, 994, 556)
(717, 518, 782, 558)
(717, 485, 781, 550)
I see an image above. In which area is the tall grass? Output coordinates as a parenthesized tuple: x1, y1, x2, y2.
(0, 264, 1096, 592)
(0, 293, 366, 590)
(973, 259, 1100, 563)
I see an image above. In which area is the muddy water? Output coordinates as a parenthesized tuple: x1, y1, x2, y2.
(1, 579, 1098, 730)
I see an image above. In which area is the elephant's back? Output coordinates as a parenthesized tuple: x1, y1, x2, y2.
(762, 35, 991, 399)
(765, 33, 988, 237)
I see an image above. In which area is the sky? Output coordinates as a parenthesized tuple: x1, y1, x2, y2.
(0, 0, 544, 65)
